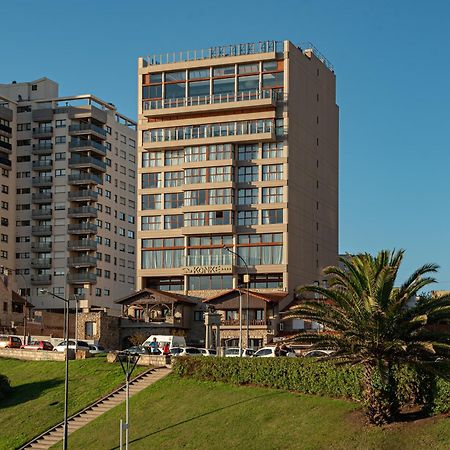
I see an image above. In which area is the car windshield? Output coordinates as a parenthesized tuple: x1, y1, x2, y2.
(171, 347, 182, 355)
(226, 349, 239, 355)
(186, 348, 201, 354)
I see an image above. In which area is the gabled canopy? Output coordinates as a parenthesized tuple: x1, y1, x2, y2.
(115, 288, 197, 306)
(203, 289, 289, 310)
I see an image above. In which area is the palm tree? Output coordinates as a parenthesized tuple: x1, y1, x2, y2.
(284, 250, 450, 425)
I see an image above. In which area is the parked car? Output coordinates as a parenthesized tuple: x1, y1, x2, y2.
(123, 346, 152, 355)
(225, 347, 255, 357)
(253, 346, 296, 358)
(21, 340, 53, 351)
(89, 344, 107, 354)
(303, 349, 334, 358)
(199, 348, 217, 356)
(0, 335, 22, 349)
(170, 347, 203, 357)
(53, 340, 90, 352)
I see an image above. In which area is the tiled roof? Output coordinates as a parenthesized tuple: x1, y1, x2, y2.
(204, 289, 288, 304)
(115, 288, 197, 305)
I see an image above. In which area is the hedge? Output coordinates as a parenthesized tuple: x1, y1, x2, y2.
(0, 373, 11, 400)
(172, 357, 450, 414)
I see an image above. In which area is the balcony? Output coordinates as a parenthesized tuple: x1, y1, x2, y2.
(31, 225, 52, 236)
(67, 239, 97, 251)
(67, 256, 97, 268)
(67, 222, 98, 234)
(32, 126, 53, 138)
(67, 206, 98, 218)
(68, 156, 106, 172)
(31, 274, 52, 285)
(67, 272, 97, 284)
(143, 120, 275, 149)
(68, 189, 98, 202)
(31, 258, 52, 269)
(32, 193, 53, 203)
(142, 90, 280, 117)
(31, 242, 52, 252)
(69, 139, 107, 157)
(32, 176, 53, 187)
(32, 160, 53, 171)
(31, 209, 52, 220)
(0, 156, 11, 169)
(69, 123, 107, 139)
(0, 123, 12, 136)
(32, 143, 53, 155)
(68, 173, 102, 185)
(0, 140, 12, 153)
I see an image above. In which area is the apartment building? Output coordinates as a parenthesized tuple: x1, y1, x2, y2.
(0, 78, 137, 313)
(134, 40, 338, 346)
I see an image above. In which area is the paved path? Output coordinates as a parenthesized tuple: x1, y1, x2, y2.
(22, 366, 171, 449)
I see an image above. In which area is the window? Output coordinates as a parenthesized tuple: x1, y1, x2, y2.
(238, 75, 259, 93)
(95, 288, 101, 297)
(142, 172, 161, 188)
(55, 136, 66, 144)
(142, 194, 162, 210)
(164, 171, 183, 187)
(184, 188, 233, 206)
(184, 146, 206, 162)
(184, 210, 232, 227)
(237, 144, 258, 160)
(164, 192, 183, 209)
(32, 84, 37, 91)
(262, 142, 283, 158)
(262, 164, 283, 181)
(237, 233, 283, 265)
(262, 72, 284, 88)
(238, 166, 258, 183)
(142, 151, 162, 167)
(85, 321, 97, 337)
(55, 152, 66, 160)
(188, 275, 233, 290)
(238, 210, 258, 226)
(141, 238, 184, 269)
(194, 311, 204, 321)
(243, 273, 283, 289)
(17, 155, 31, 162)
(164, 149, 184, 166)
(55, 169, 66, 177)
(164, 214, 183, 229)
(237, 188, 258, 205)
(141, 216, 161, 230)
(262, 209, 283, 224)
(262, 187, 283, 203)
(127, 230, 135, 239)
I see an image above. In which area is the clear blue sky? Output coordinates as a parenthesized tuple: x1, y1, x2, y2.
(3, 0, 450, 289)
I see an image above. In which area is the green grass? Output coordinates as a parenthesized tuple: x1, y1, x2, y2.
(60, 375, 450, 450)
(0, 357, 147, 450)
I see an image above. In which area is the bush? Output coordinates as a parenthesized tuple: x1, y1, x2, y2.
(0, 373, 11, 400)
(172, 357, 450, 414)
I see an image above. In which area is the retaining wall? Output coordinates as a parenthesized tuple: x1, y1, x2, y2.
(0, 348, 76, 361)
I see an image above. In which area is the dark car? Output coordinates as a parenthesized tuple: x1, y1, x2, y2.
(0, 335, 22, 349)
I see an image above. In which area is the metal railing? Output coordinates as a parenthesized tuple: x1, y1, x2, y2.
(32, 176, 53, 186)
(143, 89, 282, 111)
(67, 272, 97, 283)
(32, 193, 52, 202)
(32, 126, 53, 135)
(68, 156, 106, 171)
(67, 223, 98, 233)
(69, 139, 107, 154)
(68, 206, 98, 217)
(68, 189, 98, 200)
(69, 123, 107, 137)
(31, 209, 52, 218)
(32, 160, 53, 169)
(31, 242, 52, 252)
(0, 156, 11, 167)
(31, 225, 52, 234)
(67, 256, 97, 267)
(31, 258, 52, 268)
(143, 40, 283, 66)
(67, 239, 97, 250)
(68, 173, 102, 184)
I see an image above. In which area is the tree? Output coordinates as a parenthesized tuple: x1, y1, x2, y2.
(284, 250, 450, 425)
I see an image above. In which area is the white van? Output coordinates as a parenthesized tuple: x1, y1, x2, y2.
(142, 335, 186, 350)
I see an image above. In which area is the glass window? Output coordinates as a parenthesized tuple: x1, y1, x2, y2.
(208, 166, 232, 182)
(164, 214, 184, 229)
(262, 142, 283, 158)
(262, 72, 284, 88)
(164, 171, 183, 187)
(141, 216, 161, 230)
(213, 78, 235, 95)
(237, 144, 258, 160)
(164, 192, 183, 209)
(185, 168, 206, 184)
(142, 172, 161, 188)
(189, 80, 210, 97)
(142, 85, 162, 99)
(238, 75, 259, 93)
(165, 82, 185, 99)
(142, 194, 162, 210)
(262, 209, 283, 224)
(188, 275, 233, 290)
(165, 71, 186, 82)
(237, 188, 258, 205)
(238, 166, 258, 183)
(262, 187, 283, 203)
(184, 146, 207, 162)
(189, 69, 210, 79)
(238, 210, 258, 226)
(209, 144, 233, 160)
(142, 152, 162, 167)
(262, 61, 279, 72)
(262, 164, 283, 181)
(238, 63, 259, 74)
(165, 150, 184, 166)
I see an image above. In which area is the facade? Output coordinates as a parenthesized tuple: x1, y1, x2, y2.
(0, 79, 137, 313)
(135, 40, 338, 347)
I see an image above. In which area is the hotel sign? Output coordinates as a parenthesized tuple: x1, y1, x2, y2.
(182, 265, 232, 275)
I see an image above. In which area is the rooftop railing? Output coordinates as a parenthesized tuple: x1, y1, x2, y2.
(142, 40, 283, 67)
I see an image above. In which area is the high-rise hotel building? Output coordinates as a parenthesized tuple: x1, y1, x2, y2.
(0, 78, 137, 312)
(137, 40, 338, 298)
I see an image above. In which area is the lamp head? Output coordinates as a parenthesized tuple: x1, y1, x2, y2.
(39, 288, 48, 295)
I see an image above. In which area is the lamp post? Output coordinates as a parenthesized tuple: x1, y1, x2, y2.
(117, 351, 140, 450)
(40, 289, 70, 450)
(222, 245, 250, 355)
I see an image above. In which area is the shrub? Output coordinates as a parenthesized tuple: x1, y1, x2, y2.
(0, 373, 11, 400)
(172, 357, 450, 414)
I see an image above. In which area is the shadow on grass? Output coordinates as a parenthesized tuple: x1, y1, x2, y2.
(108, 391, 284, 449)
(0, 378, 63, 409)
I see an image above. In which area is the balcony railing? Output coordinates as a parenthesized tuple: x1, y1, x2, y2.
(0, 123, 12, 135)
(143, 119, 274, 144)
(32, 143, 53, 155)
(32, 126, 53, 137)
(31, 258, 52, 268)
(142, 40, 283, 66)
(143, 89, 282, 111)
(31, 225, 52, 235)
(67, 223, 98, 234)
(32, 160, 53, 170)
(67, 206, 98, 218)
(67, 272, 97, 284)
(68, 189, 98, 201)
(31, 242, 52, 252)
(31, 209, 52, 219)
(0, 140, 12, 151)
(69, 139, 107, 156)
(0, 156, 11, 168)
(68, 173, 102, 185)
(69, 123, 107, 137)
(67, 256, 97, 267)
(68, 156, 106, 171)
(183, 255, 233, 267)
(31, 274, 52, 285)
(32, 193, 53, 202)
(32, 176, 53, 187)
(67, 239, 97, 251)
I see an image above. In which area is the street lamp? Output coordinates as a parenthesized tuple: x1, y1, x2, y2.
(40, 289, 70, 450)
(222, 245, 250, 356)
(117, 351, 140, 450)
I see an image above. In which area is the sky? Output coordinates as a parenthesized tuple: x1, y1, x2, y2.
(2, 0, 450, 290)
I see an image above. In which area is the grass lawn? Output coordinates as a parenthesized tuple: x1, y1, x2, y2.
(0, 357, 147, 450)
(60, 375, 450, 450)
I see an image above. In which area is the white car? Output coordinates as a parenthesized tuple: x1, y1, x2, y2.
(253, 347, 296, 358)
(225, 347, 255, 357)
(170, 347, 203, 357)
(199, 348, 217, 356)
(53, 340, 90, 352)
(89, 344, 107, 354)
(303, 349, 334, 357)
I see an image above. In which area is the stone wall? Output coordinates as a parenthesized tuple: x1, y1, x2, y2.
(76, 311, 121, 350)
(0, 348, 75, 361)
(107, 352, 170, 367)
